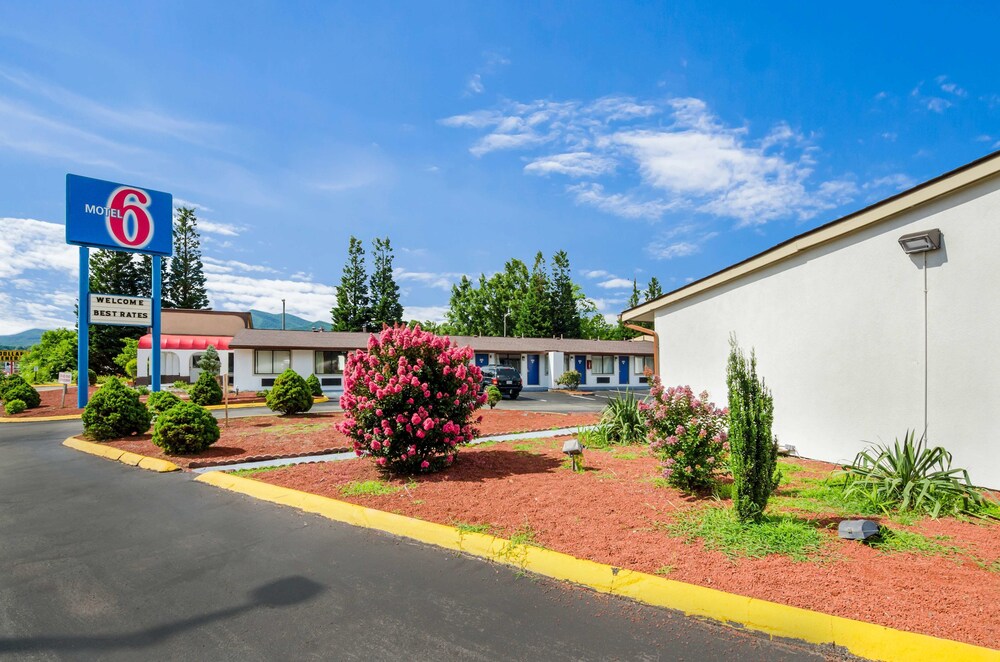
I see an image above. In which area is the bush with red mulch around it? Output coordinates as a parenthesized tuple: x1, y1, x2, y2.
(248, 438, 1000, 650)
(100, 410, 599, 469)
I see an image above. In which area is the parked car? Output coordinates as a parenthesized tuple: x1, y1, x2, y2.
(479, 365, 522, 399)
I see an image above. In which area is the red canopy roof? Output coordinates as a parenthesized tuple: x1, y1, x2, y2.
(138, 334, 232, 350)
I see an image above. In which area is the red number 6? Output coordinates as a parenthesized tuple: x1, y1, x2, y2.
(106, 187, 153, 249)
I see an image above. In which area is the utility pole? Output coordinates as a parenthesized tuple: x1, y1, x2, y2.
(281, 299, 286, 330)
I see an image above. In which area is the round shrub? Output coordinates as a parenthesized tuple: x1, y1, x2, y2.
(266, 369, 313, 415)
(2, 374, 41, 409)
(337, 324, 485, 474)
(152, 401, 220, 454)
(4, 399, 26, 415)
(147, 390, 182, 417)
(189, 370, 223, 406)
(82, 377, 151, 441)
(556, 370, 581, 390)
(486, 385, 502, 409)
(640, 373, 728, 492)
(306, 373, 323, 397)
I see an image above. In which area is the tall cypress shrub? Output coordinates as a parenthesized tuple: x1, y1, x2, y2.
(726, 335, 779, 523)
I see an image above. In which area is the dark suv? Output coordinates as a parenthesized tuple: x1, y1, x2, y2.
(480, 365, 522, 399)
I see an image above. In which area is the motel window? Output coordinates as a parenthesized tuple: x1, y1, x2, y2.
(315, 351, 346, 375)
(634, 356, 654, 374)
(191, 354, 203, 370)
(564, 355, 574, 372)
(255, 350, 290, 374)
(497, 354, 520, 370)
(591, 355, 615, 375)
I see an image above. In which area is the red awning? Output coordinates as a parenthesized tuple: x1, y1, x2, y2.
(138, 335, 232, 350)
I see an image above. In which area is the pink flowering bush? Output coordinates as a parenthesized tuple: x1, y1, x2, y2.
(337, 324, 486, 474)
(639, 371, 729, 492)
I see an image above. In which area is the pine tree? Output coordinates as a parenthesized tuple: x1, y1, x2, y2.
(369, 237, 403, 328)
(628, 279, 641, 309)
(167, 207, 210, 309)
(332, 236, 372, 332)
(198, 345, 222, 375)
(88, 249, 146, 374)
(137, 254, 172, 306)
(549, 250, 581, 338)
(516, 252, 552, 338)
(645, 276, 663, 302)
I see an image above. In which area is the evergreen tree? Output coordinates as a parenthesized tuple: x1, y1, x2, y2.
(444, 275, 481, 335)
(369, 237, 404, 328)
(332, 236, 372, 332)
(516, 252, 552, 338)
(628, 279, 641, 309)
(645, 276, 663, 302)
(137, 254, 172, 306)
(198, 345, 222, 375)
(88, 249, 146, 374)
(549, 250, 581, 338)
(167, 207, 210, 309)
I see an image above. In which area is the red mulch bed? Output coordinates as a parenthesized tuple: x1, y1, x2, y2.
(100, 410, 599, 470)
(2, 386, 296, 419)
(253, 438, 1000, 649)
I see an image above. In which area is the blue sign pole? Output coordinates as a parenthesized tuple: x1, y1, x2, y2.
(77, 247, 90, 408)
(151, 256, 162, 393)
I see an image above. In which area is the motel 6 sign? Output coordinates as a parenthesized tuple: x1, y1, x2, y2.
(66, 174, 173, 255)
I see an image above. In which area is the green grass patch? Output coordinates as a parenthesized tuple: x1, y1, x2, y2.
(653, 565, 675, 576)
(770, 474, 881, 518)
(507, 523, 541, 548)
(261, 422, 328, 435)
(340, 480, 402, 497)
(669, 506, 828, 561)
(453, 521, 493, 535)
(228, 465, 286, 477)
(866, 526, 960, 557)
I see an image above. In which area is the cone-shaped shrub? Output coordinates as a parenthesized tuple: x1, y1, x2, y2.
(198, 345, 222, 375)
(82, 377, 151, 441)
(726, 336, 779, 523)
(266, 369, 313, 415)
(152, 401, 220, 454)
(1, 374, 40, 409)
(306, 373, 323, 397)
(189, 370, 223, 406)
(147, 390, 182, 418)
(338, 324, 485, 474)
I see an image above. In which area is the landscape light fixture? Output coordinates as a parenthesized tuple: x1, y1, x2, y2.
(562, 438, 584, 472)
(897, 229, 941, 254)
(837, 519, 879, 541)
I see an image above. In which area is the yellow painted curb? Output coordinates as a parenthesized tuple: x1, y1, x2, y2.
(63, 436, 180, 472)
(0, 413, 83, 423)
(195, 471, 999, 662)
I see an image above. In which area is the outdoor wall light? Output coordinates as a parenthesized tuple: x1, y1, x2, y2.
(897, 229, 941, 254)
(562, 438, 584, 472)
(837, 519, 879, 541)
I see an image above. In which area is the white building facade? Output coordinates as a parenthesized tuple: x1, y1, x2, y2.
(622, 153, 1000, 488)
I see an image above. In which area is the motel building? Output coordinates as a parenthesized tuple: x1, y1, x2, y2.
(137, 309, 654, 394)
(621, 150, 1000, 489)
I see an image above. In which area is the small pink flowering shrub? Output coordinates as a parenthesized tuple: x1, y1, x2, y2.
(639, 372, 729, 492)
(337, 324, 485, 474)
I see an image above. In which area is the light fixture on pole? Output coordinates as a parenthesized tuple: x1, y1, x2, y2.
(897, 229, 941, 254)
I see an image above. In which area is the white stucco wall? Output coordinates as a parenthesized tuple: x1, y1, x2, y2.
(652, 175, 1000, 488)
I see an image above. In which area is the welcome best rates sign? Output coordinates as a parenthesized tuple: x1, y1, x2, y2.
(88, 294, 152, 326)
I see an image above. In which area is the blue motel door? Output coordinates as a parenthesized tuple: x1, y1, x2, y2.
(475, 353, 489, 367)
(574, 355, 587, 384)
(619, 356, 629, 385)
(527, 354, 540, 385)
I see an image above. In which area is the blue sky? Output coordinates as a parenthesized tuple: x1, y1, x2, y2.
(1, 1, 999, 334)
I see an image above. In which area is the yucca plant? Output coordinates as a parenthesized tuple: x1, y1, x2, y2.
(597, 391, 646, 446)
(840, 430, 985, 517)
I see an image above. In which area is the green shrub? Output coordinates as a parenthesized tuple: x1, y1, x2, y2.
(306, 373, 323, 397)
(256, 389, 269, 398)
(173, 380, 189, 390)
(82, 377, 151, 440)
(556, 370, 581, 390)
(134, 385, 150, 396)
(147, 390, 182, 418)
(597, 390, 646, 446)
(198, 345, 222, 375)
(88, 369, 97, 386)
(266, 369, 313, 415)
(125, 358, 138, 379)
(4, 399, 26, 415)
(1, 374, 41, 409)
(840, 430, 987, 517)
(189, 370, 223, 406)
(726, 336, 779, 523)
(152, 401, 220, 454)
(0, 373, 7, 399)
(486, 385, 502, 409)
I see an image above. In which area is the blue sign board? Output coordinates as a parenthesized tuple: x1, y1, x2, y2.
(66, 174, 173, 256)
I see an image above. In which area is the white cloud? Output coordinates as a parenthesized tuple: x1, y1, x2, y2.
(924, 98, 951, 113)
(597, 278, 635, 290)
(581, 269, 611, 279)
(197, 219, 244, 237)
(865, 174, 915, 191)
(173, 197, 213, 213)
(0, 217, 79, 333)
(568, 183, 675, 220)
(0, 217, 77, 279)
(403, 305, 450, 323)
(205, 269, 336, 322)
(647, 240, 701, 260)
(393, 268, 466, 292)
(466, 74, 484, 95)
(202, 256, 277, 274)
(524, 152, 615, 177)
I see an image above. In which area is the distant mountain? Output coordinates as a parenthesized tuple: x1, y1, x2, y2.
(0, 328, 46, 349)
(250, 310, 332, 332)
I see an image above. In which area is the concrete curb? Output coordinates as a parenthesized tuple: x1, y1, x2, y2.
(0, 395, 330, 424)
(63, 436, 181, 473)
(194, 471, 999, 662)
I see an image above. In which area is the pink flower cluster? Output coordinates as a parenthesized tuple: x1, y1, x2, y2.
(640, 371, 728, 492)
(337, 324, 486, 474)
